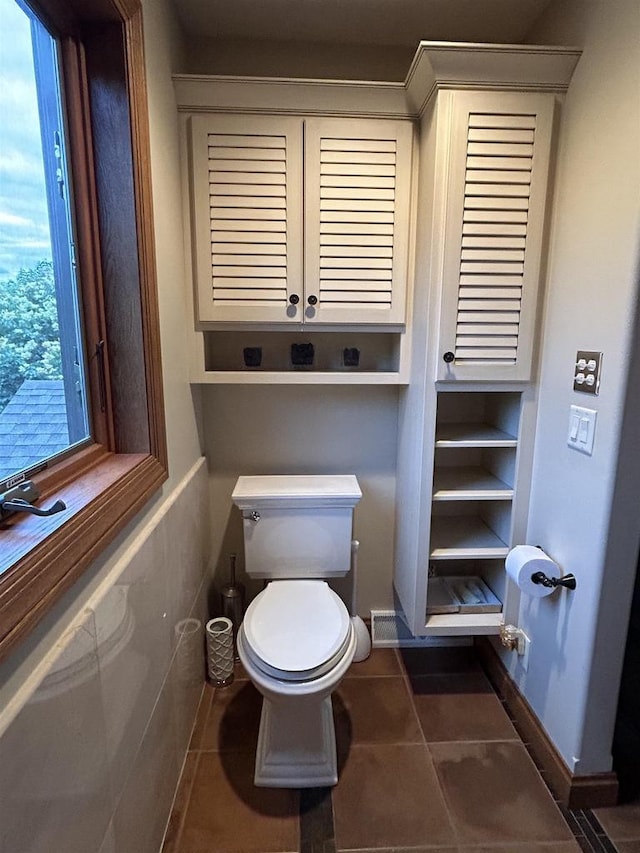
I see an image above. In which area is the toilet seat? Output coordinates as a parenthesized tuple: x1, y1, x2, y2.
(242, 580, 351, 682)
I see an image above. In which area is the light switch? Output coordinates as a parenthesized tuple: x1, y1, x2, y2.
(570, 414, 580, 440)
(568, 405, 597, 455)
(578, 417, 589, 442)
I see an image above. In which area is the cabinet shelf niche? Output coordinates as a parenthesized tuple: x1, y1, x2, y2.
(195, 329, 405, 384)
(435, 423, 518, 447)
(429, 515, 509, 559)
(423, 559, 506, 637)
(426, 575, 502, 614)
(421, 611, 505, 636)
(432, 466, 514, 501)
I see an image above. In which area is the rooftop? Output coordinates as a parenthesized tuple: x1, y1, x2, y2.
(0, 380, 69, 482)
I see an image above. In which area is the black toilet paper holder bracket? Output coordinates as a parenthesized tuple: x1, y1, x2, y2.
(530, 545, 577, 590)
(530, 570, 577, 590)
(529, 545, 577, 590)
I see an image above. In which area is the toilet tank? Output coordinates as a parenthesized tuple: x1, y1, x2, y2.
(232, 475, 362, 579)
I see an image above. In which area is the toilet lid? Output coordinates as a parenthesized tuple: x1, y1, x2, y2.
(243, 580, 351, 681)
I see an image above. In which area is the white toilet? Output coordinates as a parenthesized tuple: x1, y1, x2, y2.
(231, 474, 362, 788)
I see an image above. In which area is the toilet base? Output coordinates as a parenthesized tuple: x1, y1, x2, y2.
(254, 695, 338, 788)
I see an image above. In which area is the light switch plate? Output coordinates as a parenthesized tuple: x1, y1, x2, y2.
(568, 405, 597, 455)
(574, 350, 602, 394)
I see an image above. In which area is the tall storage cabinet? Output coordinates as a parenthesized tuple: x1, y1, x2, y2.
(393, 44, 580, 638)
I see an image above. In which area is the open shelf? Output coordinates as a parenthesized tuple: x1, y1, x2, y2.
(432, 466, 514, 500)
(190, 370, 404, 385)
(423, 391, 522, 634)
(426, 575, 501, 614)
(192, 329, 407, 384)
(420, 611, 504, 636)
(435, 423, 518, 447)
(429, 515, 509, 559)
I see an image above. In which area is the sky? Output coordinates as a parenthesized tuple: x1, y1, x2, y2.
(0, 0, 52, 282)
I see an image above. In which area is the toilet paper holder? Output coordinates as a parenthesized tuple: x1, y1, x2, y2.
(531, 546, 577, 590)
(531, 570, 577, 591)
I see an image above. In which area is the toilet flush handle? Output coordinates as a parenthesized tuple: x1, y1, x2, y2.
(249, 511, 260, 522)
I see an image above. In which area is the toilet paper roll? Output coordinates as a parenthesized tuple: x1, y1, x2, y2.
(505, 545, 559, 598)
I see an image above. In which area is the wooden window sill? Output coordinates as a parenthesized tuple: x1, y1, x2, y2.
(0, 448, 167, 661)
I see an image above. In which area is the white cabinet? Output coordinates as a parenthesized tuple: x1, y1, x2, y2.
(436, 92, 555, 382)
(393, 80, 563, 636)
(188, 113, 412, 327)
(189, 114, 303, 325)
(426, 392, 520, 631)
(303, 118, 412, 325)
(395, 389, 525, 637)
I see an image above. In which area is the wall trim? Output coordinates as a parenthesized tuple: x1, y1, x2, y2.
(476, 637, 619, 809)
(174, 42, 582, 120)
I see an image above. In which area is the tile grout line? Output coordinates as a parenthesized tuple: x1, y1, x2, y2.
(162, 681, 209, 853)
(161, 744, 203, 853)
(396, 649, 429, 750)
(170, 751, 202, 853)
(482, 663, 623, 853)
(299, 787, 337, 853)
(399, 650, 469, 851)
(187, 682, 214, 751)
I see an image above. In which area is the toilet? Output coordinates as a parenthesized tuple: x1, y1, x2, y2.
(231, 474, 362, 788)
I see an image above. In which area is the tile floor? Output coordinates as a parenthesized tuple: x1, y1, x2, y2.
(162, 645, 640, 853)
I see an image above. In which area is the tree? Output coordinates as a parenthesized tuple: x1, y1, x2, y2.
(0, 259, 62, 411)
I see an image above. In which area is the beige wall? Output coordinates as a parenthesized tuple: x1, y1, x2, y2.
(0, 1, 209, 851)
(507, 0, 640, 773)
(181, 36, 414, 80)
(203, 385, 399, 614)
(145, 0, 203, 482)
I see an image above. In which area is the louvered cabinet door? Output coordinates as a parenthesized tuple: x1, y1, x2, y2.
(304, 118, 413, 325)
(189, 114, 304, 323)
(437, 92, 555, 380)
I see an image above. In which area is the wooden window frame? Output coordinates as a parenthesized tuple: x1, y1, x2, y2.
(0, 0, 168, 661)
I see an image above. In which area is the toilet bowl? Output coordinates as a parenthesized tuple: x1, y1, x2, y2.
(232, 474, 362, 787)
(237, 579, 356, 787)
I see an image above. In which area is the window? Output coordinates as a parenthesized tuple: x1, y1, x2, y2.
(0, 0, 89, 483)
(0, 0, 168, 659)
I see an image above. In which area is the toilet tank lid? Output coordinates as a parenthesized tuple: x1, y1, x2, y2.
(232, 475, 362, 509)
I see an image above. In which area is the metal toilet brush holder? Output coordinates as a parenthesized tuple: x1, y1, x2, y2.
(221, 553, 245, 659)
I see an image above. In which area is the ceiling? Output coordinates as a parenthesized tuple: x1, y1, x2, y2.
(173, 0, 555, 48)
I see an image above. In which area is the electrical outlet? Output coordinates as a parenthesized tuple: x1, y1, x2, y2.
(518, 631, 531, 671)
(574, 350, 602, 395)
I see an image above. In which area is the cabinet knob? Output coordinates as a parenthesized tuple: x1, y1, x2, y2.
(443, 351, 455, 364)
(307, 294, 318, 306)
(289, 294, 300, 305)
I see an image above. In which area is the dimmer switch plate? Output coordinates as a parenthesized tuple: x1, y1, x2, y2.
(574, 350, 602, 394)
(568, 405, 597, 455)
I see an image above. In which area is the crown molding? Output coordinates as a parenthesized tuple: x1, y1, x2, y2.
(405, 41, 582, 116)
(173, 41, 582, 119)
(173, 73, 410, 118)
